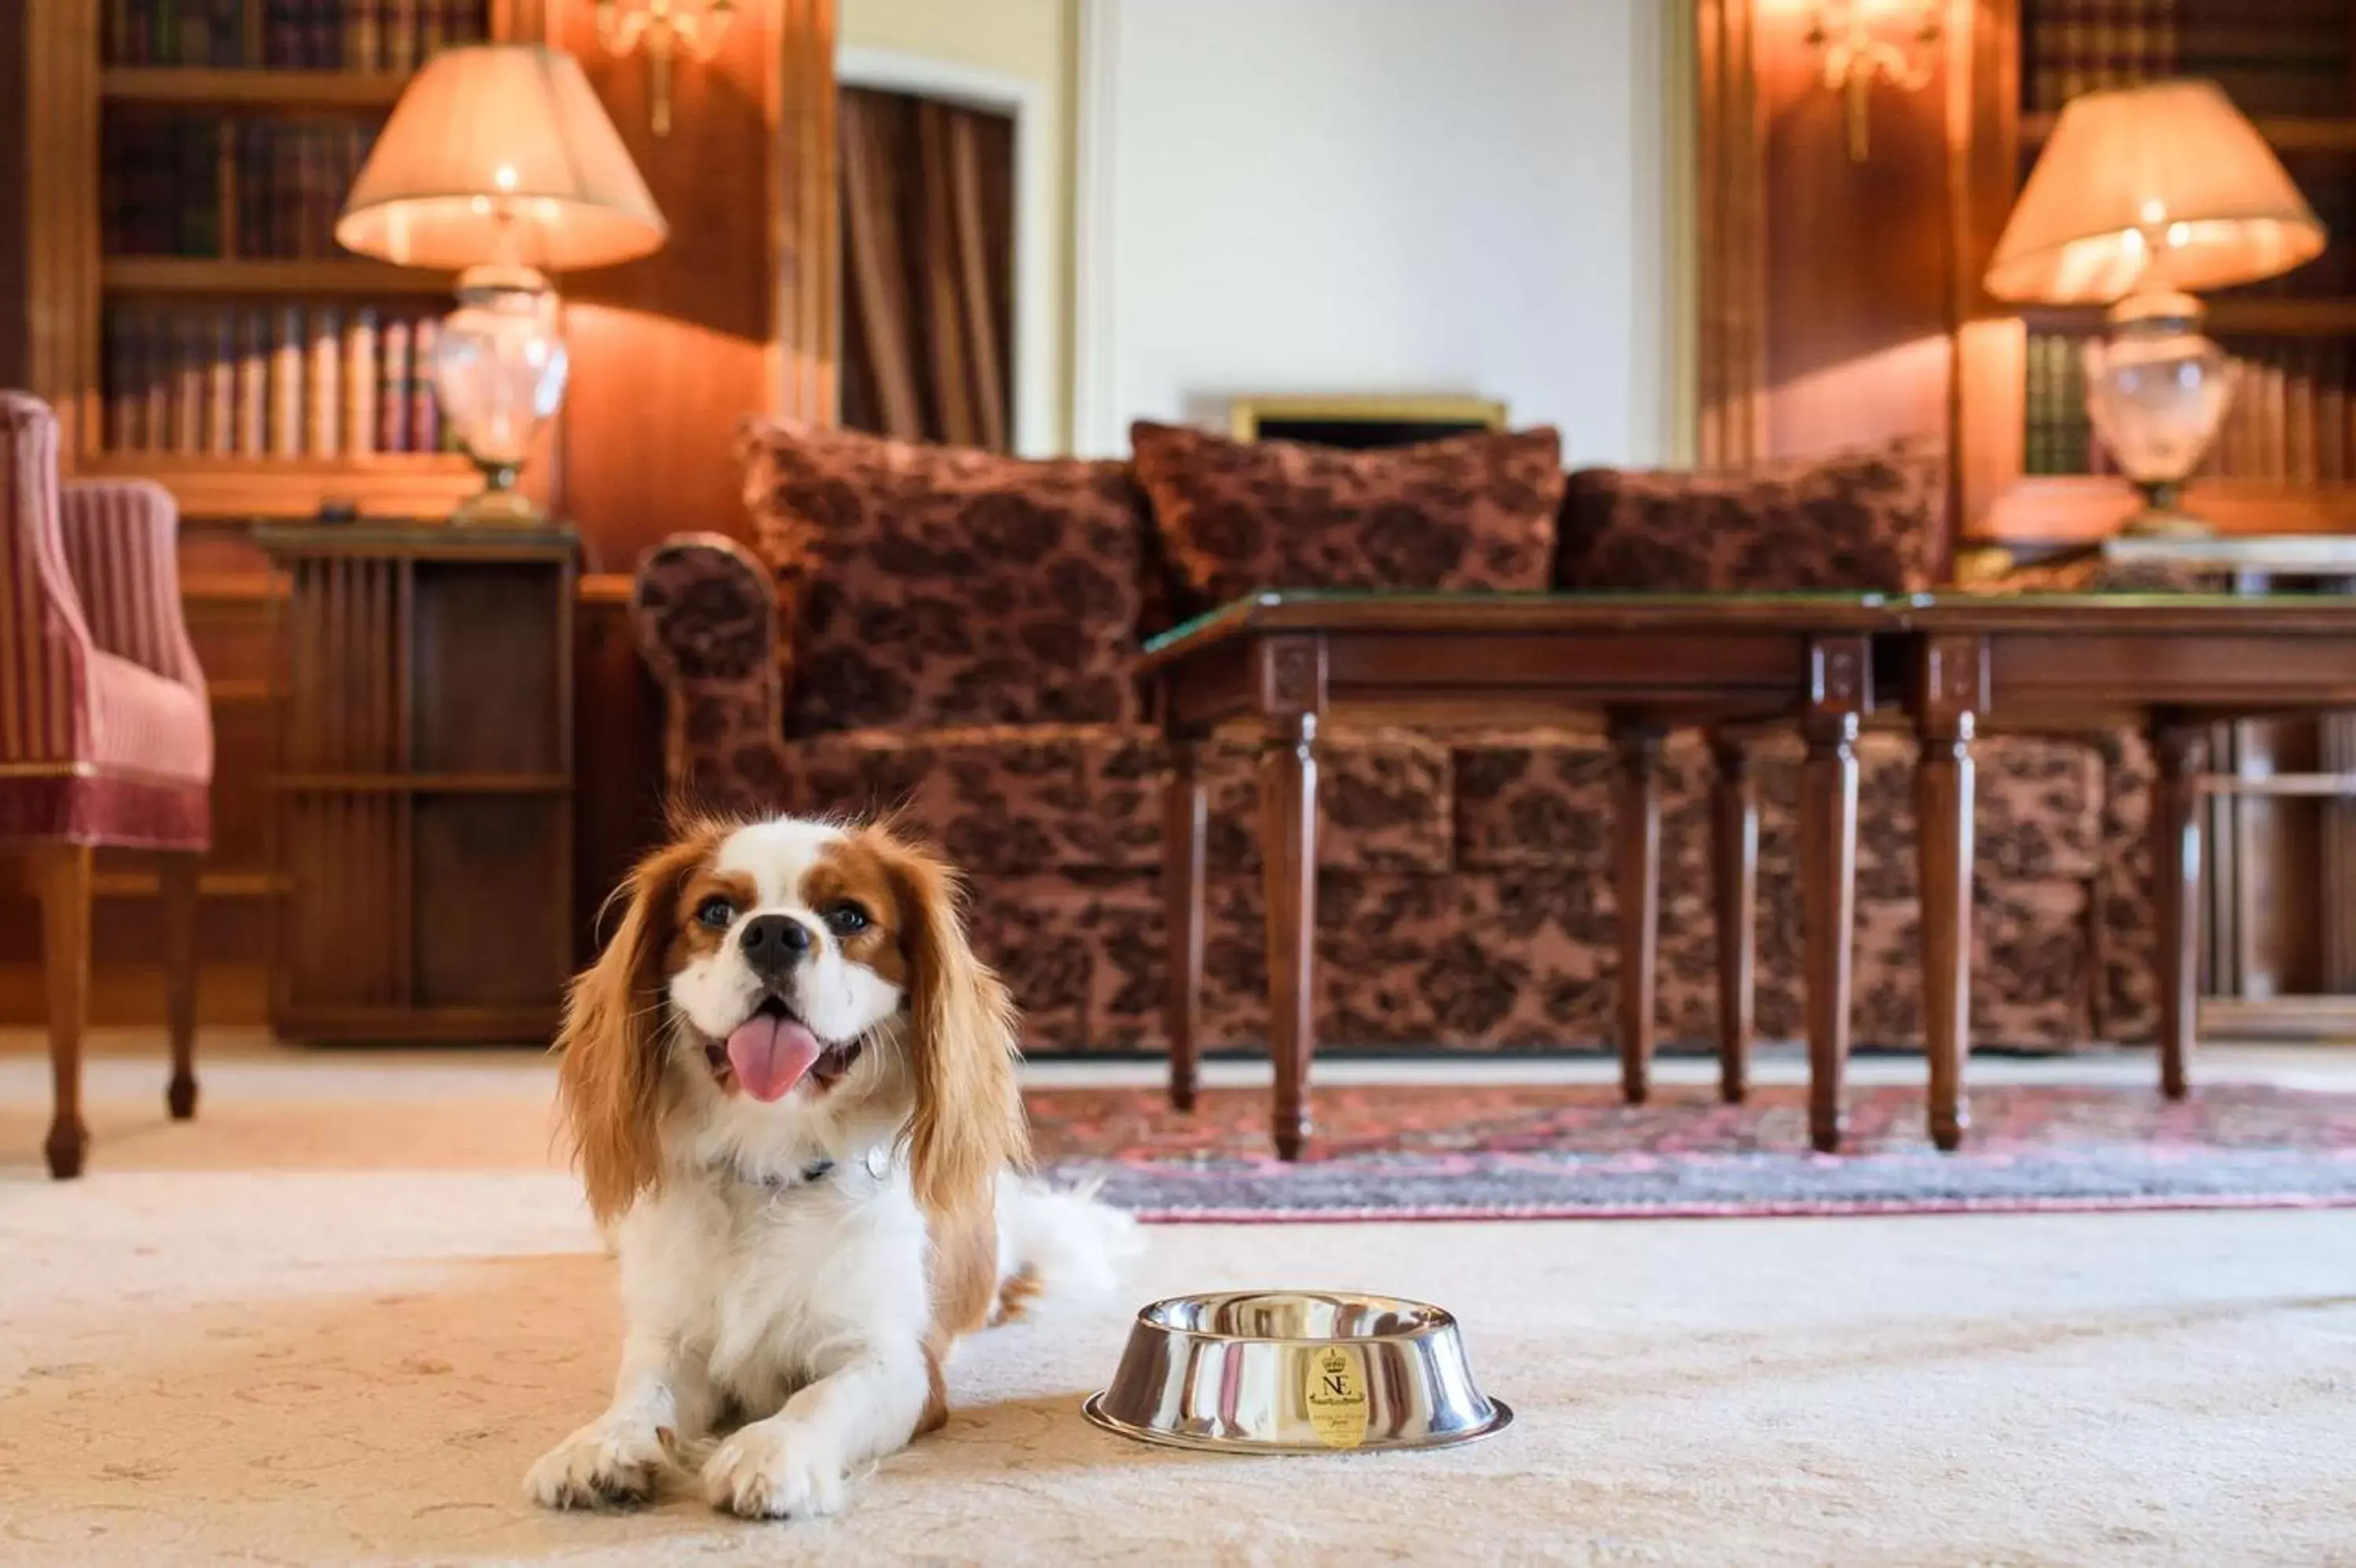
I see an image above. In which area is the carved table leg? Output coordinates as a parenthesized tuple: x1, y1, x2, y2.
(2150, 718, 2206, 1102)
(1613, 720, 1664, 1106)
(1262, 714, 1319, 1161)
(1163, 736, 1208, 1112)
(1257, 637, 1325, 1161)
(1710, 732, 1757, 1106)
(1802, 636, 1868, 1155)
(1916, 636, 1984, 1152)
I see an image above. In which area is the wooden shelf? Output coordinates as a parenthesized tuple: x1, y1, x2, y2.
(91, 869, 286, 901)
(2021, 111, 2356, 155)
(79, 452, 478, 521)
(2201, 993, 2356, 1040)
(2022, 298, 2356, 338)
(100, 67, 415, 109)
(273, 773, 574, 794)
(1971, 476, 2356, 546)
(2200, 772, 2356, 799)
(269, 1005, 562, 1044)
(2208, 297, 2356, 336)
(102, 258, 453, 296)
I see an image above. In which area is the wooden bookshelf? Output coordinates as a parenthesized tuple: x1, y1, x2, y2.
(1980, 476, 2356, 544)
(2021, 112, 2356, 155)
(2020, 298, 2356, 338)
(80, 452, 482, 521)
(102, 258, 459, 297)
(100, 68, 419, 109)
(19, 0, 534, 519)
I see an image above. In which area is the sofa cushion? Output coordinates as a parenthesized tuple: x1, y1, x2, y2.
(1202, 727, 1454, 875)
(777, 722, 1454, 877)
(740, 421, 1151, 733)
(1558, 439, 1944, 592)
(779, 724, 1165, 874)
(1451, 729, 1704, 873)
(1130, 420, 1564, 613)
(1754, 733, 2106, 894)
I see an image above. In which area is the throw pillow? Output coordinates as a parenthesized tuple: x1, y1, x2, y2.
(1557, 438, 1946, 593)
(740, 421, 1151, 734)
(1129, 420, 1564, 612)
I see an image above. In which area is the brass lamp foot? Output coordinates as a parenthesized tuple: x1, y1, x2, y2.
(452, 461, 543, 526)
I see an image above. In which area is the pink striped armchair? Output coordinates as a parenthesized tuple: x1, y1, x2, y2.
(2, 392, 212, 1179)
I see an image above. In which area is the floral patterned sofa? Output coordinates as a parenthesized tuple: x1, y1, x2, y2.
(631, 422, 2160, 1057)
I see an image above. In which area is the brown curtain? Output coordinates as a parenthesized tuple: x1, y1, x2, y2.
(839, 86, 1015, 451)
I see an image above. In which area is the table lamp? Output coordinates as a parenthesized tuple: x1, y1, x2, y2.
(337, 44, 668, 524)
(1985, 80, 2326, 535)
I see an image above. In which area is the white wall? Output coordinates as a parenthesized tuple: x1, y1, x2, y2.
(1077, 0, 1674, 466)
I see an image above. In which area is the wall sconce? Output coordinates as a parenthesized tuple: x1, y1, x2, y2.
(1806, 1, 1941, 162)
(594, 0, 737, 137)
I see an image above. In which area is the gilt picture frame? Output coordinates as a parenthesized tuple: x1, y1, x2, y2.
(1227, 395, 1510, 450)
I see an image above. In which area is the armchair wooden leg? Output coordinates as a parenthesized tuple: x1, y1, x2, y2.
(163, 852, 200, 1120)
(35, 844, 95, 1179)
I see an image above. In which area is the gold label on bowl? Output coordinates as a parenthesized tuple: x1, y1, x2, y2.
(1304, 1344, 1370, 1449)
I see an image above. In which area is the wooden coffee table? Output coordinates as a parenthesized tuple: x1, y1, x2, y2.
(1140, 590, 1896, 1160)
(1145, 590, 2356, 1163)
(1892, 594, 2356, 1151)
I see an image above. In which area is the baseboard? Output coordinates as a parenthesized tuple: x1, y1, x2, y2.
(0, 963, 270, 1027)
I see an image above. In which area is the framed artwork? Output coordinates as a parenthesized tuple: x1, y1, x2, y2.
(1227, 396, 1509, 450)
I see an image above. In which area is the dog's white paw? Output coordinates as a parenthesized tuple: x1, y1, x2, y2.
(701, 1416, 848, 1519)
(524, 1418, 672, 1510)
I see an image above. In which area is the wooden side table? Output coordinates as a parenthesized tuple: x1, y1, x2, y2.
(256, 524, 577, 1044)
(2103, 535, 2356, 1037)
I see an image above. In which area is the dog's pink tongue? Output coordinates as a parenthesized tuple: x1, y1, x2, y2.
(725, 1013, 822, 1102)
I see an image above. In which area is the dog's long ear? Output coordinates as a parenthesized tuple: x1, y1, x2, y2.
(557, 828, 719, 1226)
(876, 830, 1029, 1222)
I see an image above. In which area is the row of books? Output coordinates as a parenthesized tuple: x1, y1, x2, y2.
(2215, 166, 2356, 300)
(104, 1, 489, 71)
(2026, 331, 2356, 485)
(104, 115, 377, 261)
(104, 305, 448, 459)
(2024, 333, 2101, 477)
(2022, 1, 2354, 115)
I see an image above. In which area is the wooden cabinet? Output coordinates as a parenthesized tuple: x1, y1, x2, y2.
(258, 524, 575, 1044)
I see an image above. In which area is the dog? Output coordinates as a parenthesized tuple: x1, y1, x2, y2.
(525, 813, 1134, 1519)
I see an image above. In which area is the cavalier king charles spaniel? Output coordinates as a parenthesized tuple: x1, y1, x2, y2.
(525, 814, 1135, 1520)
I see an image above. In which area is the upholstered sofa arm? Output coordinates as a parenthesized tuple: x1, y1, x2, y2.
(631, 532, 795, 813)
(58, 478, 206, 689)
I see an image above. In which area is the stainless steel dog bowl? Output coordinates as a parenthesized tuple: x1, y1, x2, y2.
(1083, 1290, 1513, 1454)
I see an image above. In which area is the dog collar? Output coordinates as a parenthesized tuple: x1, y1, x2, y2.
(723, 1146, 891, 1193)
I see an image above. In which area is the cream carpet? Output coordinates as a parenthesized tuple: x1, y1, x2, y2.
(2, 1036, 2353, 1567)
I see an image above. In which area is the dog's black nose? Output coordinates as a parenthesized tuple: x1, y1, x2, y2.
(738, 913, 814, 974)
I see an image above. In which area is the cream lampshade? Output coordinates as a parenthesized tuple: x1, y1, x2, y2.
(1985, 80, 2326, 535)
(338, 44, 668, 523)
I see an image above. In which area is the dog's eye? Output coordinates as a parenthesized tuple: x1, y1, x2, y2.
(825, 902, 870, 936)
(696, 897, 737, 930)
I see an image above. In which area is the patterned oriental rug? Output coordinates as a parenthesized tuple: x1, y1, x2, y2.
(1027, 1082, 2356, 1222)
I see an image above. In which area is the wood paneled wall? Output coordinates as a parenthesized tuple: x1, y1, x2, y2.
(0, 0, 25, 391)
(0, 0, 841, 1022)
(1699, 0, 1967, 492)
